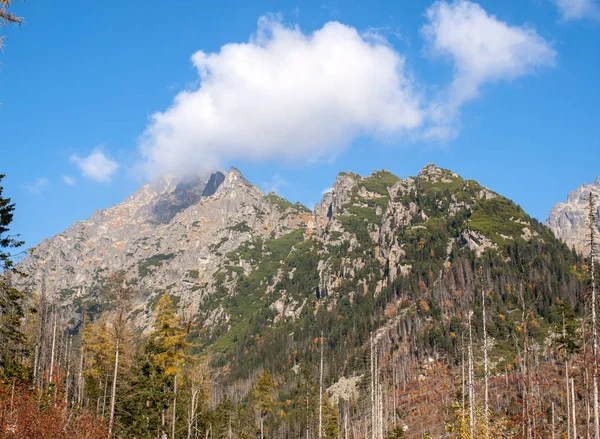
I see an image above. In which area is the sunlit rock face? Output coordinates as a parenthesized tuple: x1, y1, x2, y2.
(547, 177, 600, 255)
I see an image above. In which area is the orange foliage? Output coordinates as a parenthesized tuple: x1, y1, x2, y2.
(0, 382, 109, 439)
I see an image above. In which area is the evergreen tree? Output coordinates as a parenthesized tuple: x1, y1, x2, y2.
(0, 175, 23, 270)
(322, 396, 340, 439)
(119, 346, 172, 438)
(0, 273, 26, 378)
(0, 175, 27, 379)
(120, 293, 190, 438)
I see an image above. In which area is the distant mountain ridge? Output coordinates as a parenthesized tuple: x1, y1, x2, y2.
(546, 176, 600, 255)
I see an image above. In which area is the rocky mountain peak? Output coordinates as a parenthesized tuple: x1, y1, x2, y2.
(150, 172, 215, 224)
(417, 163, 458, 183)
(201, 171, 226, 197)
(314, 171, 360, 224)
(418, 162, 441, 176)
(547, 177, 600, 254)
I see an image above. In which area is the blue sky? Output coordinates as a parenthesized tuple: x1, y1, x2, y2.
(1, 0, 599, 250)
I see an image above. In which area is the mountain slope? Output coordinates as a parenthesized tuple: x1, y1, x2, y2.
(16, 168, 312, 329)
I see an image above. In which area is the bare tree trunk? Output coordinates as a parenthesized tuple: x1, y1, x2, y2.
(482, 281, 489, 438)
(172, 373, 178, 439)
(319, 331, 324, 439)
(375, 345, 379, 439)
(468, 311, 475, 439)
(108, 337, 120, 438)
(589, 193, 600, 439)
(572, 377, 578, 439)
(371, 333, 375, 439)
(260, 415, 264, 439)
(64, 335, 72, 405)
(462, 333, 466, 418)
(306, 383, 310, 439)
(552, 401, 556, 439)
(33, 344, 39, 383)
(77, 345, 84, 407)
(49, 310, 57, 384)
(565, 312, 571, 439)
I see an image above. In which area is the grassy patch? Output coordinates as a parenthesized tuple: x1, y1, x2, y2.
(361, 170, 400, 196)
(469, 197, 529, 246)
(266, 193, 295, 211)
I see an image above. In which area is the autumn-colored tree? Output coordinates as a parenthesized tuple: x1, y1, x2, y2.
(0, 381, 109, 439)
(251, 369, 277, 439)
(152, 293, 189, 375)
(445, 403, 514, 438)
(81, 314, 113, 415)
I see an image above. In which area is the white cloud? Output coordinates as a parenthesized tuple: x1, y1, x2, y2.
(552, 0, 599, 20)
(139, 6, 557, 173)
(321, 187, 333, 195)
(62, 175, 76, 185)
(422, 0, 556, 137)
(70, 149, 119, 182)
(24, 177, 49, 195)
(139, 15, 424, 177)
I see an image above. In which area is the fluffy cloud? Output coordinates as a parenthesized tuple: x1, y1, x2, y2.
(24, 177, 49, 195)
(553, 0, 599, 20)
(70, 149, 119, 182)
(140, 5, 556, 174)
(140, 16, 424, 176)
(422, 0, 556, 136)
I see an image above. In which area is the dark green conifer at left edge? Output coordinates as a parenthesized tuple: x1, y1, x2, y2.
(0, 174, 28, 379)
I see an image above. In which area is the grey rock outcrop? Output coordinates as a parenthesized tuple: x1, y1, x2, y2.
(546, 177, 600, 254)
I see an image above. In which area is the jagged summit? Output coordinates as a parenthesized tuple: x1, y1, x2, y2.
(547, 176, 600, 254)
(201, 171, 226, 197)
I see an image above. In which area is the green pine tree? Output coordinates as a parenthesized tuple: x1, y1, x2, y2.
(0, 174, 27, 379)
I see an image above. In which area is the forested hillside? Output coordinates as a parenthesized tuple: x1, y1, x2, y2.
(2, 165, 599, 439)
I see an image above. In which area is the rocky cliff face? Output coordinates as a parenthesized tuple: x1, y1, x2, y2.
(16, 168, 311, 329)
(546, 177, 600, 254)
